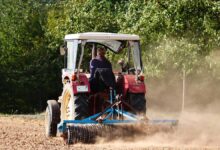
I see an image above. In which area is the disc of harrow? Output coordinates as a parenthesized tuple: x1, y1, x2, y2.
(66, 127, 73, 144)
(64, 123, 176, 145)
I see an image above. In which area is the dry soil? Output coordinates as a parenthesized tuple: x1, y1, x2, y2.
(0, 112, 219, 150)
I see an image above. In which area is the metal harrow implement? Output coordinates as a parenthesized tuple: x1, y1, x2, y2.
(50, 88, 177, 144)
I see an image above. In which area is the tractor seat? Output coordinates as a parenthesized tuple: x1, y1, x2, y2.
(94, 68, 116, 92)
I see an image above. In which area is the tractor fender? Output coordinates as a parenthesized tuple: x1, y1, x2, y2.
(72, 74, 90, 94)
(123, 75, 146, 95)
(47, 100, 61, 124)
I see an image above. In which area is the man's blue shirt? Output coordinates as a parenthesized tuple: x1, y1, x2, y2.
(90, 56, 112, 79)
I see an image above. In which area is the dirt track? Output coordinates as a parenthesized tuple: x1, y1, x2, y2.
(0, 113, 220, 150)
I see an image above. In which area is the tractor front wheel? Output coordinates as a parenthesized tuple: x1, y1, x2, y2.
(45, 100, 60, 137)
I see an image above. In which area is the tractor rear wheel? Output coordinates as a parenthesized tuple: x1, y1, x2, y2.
(61, 84, 89, 120)
(45, 100, 60, 137)
(129, 93, 146, 115)
(74, 95, 89, 119)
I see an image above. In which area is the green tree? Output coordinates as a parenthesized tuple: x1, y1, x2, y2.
(0, 0, 62, 113)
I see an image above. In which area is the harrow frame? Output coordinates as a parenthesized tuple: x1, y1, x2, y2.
(58, 89, 178, 138)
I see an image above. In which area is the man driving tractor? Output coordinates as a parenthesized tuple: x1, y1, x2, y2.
(89, 47, 112, 80)
(88, 46, 115, 114)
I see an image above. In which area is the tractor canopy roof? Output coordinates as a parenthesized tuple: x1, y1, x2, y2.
(64, 32, 140, 53)
(63, 32, 142, 72)
(65, 32, 140, 41)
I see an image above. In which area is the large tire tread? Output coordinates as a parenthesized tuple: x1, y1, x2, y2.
(74, 95, 89, 120)
(129, 93, 146, 114)
(45, 100, 60, 137)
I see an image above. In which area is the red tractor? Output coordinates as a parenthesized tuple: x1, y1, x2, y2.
(45, 32, 149, 144)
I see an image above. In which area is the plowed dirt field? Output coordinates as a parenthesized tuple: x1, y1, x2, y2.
(0, 113, 219, 150)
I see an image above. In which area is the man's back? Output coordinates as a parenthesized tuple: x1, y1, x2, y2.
(90, 56, 112, 79)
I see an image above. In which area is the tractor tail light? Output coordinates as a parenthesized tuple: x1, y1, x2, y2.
(138, 75, 145, 82)
(72, 74, 77, 81)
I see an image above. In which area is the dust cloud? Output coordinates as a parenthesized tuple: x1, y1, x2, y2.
(96, 72, 220, 148)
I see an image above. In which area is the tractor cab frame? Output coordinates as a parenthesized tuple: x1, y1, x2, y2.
(61, 32, 143, 84)
(60, 32, 146, 96)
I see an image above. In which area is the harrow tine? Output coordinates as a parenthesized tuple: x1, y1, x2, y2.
(66, 127, 73, 144)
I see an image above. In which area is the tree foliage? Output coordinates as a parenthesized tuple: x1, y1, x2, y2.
(0, 0, 62, 113)
(0, 0, 219, 113)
